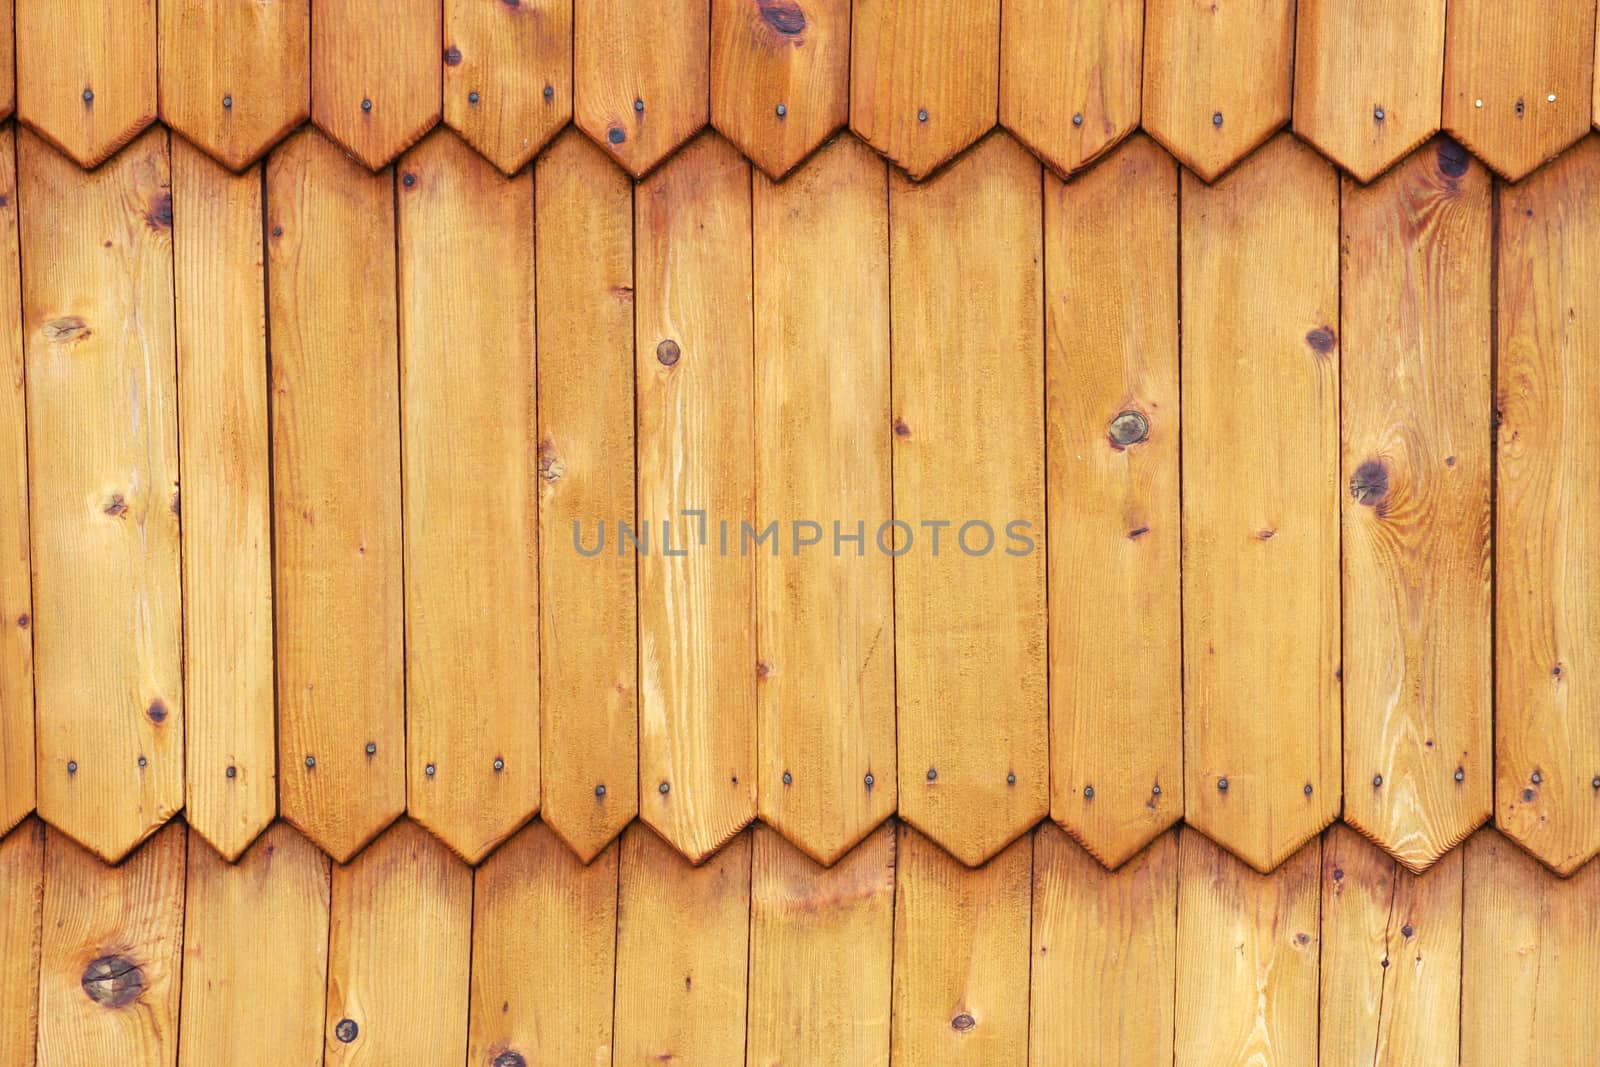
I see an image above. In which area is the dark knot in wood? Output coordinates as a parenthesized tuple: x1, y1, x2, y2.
(81, 955, 143, 1008)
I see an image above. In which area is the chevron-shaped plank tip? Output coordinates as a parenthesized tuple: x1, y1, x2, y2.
(16, 0, 158, 169)
(158, 0, 311, 173)
(711, 0, 850, 180)
(1142, 0, 1294, 183)
(1293, 0, 1446, 185)
(999, 0, 1143, 178)
(574, 0, 711, 177)
(310, 0, 442, 171)
(443, 0, 572, 175)
(1442, 0, 1598, 182)
(1496, 135, 1600, 879)
(850, 0, 1001, 180)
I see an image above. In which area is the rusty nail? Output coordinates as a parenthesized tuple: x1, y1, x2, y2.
(361, 98, 373, 112)
(1373, 774, 1384, 787)
(659, 781, 670, 794)
(775, 103, 787, 118)
(634, 98, 645, 113)
(918, 108, 929, 123)
(83, 88, 94, 103)
(226, 766, 237, 779)
(1217, 777, 1229, 791)
(494, 758, 505, 772)
(335, 1018, 359, 1043)
(305, 755, 316, 769)
(366, 742, 377, 756)
(1455, 768, 1465, 781)
(1212, 111, 1223, 126)
(927, 768, 938, 781)
(67, 760, 78, 775)
(469, 91, 480, 105)
(864, 772, 875, 788)
(656, 339, 681, 366)
(595, 783, 607, 798)
(1109, 410, 1149, 447)
(222, 94, 233, 109)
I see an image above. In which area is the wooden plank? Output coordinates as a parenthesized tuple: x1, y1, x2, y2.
(535, 128, 639, 862)
(1045, 133, 1181, 869)
(1293, 0, 1446, 184)
(177, 824, 332, 1065)
(267, 128, 405, 863)
(1181, 133, 1340, 874)
(158, 0, 311, 170)
(891, 824, 1032, 1066)
(752, 134, 895, 865)
(0, 820, 44, 1067)
(324, 819, 473, 1065)
(0, 0, 12, 119)
(573, 0, 710, 176)
(310, 0, 441, 169)
(399, 129, 540, 865)
(15, 0, 157, 167)
(170, 138, 276, 863)
(36, 821, 185, 1067)
(19, 127, 182, 864)
(1029, 824, 1177, 1067)
(613, 823, 752, 1064)
(1318, 824, 1462, 1066)
(1141, 0, 1294, 181)
(1173, 828, 1320, 1066)
(443, 0, 572, 174)
(849, 0, 1001, 179)
(999, 0, 1143, 177)
(0, 126, 33, 838)
(1442, 0, 1597, 180)
(1461, 829, 1600, 1064)
(710, 0, 851, 179)
(1496, 136, 1600, 874)
(891, 133, 1046, 867)
(468, 821, 618, 1067)
(1341, 139, 1492, 872)
(746, 822, 896, 1065)
(635, 132, 756, 863)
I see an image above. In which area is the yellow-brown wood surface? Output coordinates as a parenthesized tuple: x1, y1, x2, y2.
(753, 134, 895, 865)
(267, 129, 405, 863)
(20, 127, 183, 865)
(398, 129, 540, 864)
(170, 139, 276, 863)
(443, 0, 572, 174)
(0, 819, 43, 1067)
(1045, 133, 1181, 868)
(891, 133, 1047, 867)
(1181, 133, 1341, 874)
(0, 126, 33, 838)
(310, 0, 441, 170)
(16, 0, 157, 167)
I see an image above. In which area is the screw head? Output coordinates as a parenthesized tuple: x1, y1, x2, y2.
(1212, 111, 1223, 126)
(1108, 410, 1149, 447)
(366, 742, 377, 756)
(493, 758, 505, 772)
(222, 94, 233, 109)
(775, 103, 787, 118)
(226, 766, 237, 779)
(305, 755, 316, 769)
(595, 783, 607, 797)
(656, 339, 681, 366)
(335, 1018, 359, 1043)
(1072, 112, 1084, 127)
(1217, 777, 1229, 791)
(361, 98, 373, 112)
(82, 88, 94, 103)
(659, 781, 670, 795)
(469, 91, 480, 105)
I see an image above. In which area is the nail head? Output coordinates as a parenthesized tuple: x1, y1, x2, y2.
(1212, 111, 1223, 126)
(1373, 774, 1384, 787)
(425, 763, 436, 777)
(226, 766, 237, 779)
(469, 91, 480, 105)
(67, 760, 78, 774)
(1455, 768, 1466, 782)
(775, 103, 787, 118)
(926, 768, 938, 781)
(782, 771, 792, 786)
(305, 755, 316, 769)
(83, 88, 94, 103)
(595, 783, 607, 798)
(918, 108, 929, 123)
(493, 758, 505, 772)
(659, 781, 670, 794)
(634, 98, 645, 113)
(1083, 784, 1095, 799)
(366, 742, 377, 756)
(361, 98, 372, 112)
(222, 94, 233, 109)
(1072, 112, 1083, 127)
(1217, 777, 1229, 791)
(864, 772, 876, 788)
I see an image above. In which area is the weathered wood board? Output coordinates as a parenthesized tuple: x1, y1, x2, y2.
(443, 0, 572, 174)
(310, 0, 441, 169)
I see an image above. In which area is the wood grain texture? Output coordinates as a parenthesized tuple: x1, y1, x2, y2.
(158, 0, 310, 170)
(1496, 136, 1600, 874)
(635, 133, 757, 863)
(20, 127, 182, 864)
(0, 128, 33, 838)
(1318, 824, 1462, 1067)
(1045, 133, 1181, 868)
(573, 0, 710, 176)
(311, 0, 442, 169)
(1461, 829, 1600, 1065)
(1293, 0, 1446, 184)
(1341, 139, 1492, 872)
(444, 0, 572, 174)
(177, 824, 331, 1065)
(753, 134, 895, 865)
(535, 128, 639, 862)
(36, 821, 185, 1067)
(15, 0, 157, 167)
(469, 821, 618, 1067)
(1029, 824, 1177, 1067)
(711, 0, 851, 179)
(746, 822, 896, 1066)
(1000, 0, 1143, 177)
(1442, 0, 1598, 180)
(399, 129, 539, 864)
(0, 820, 44, 1067)
(1141, 0, 1294, 182)
(324, 819, 472, 1066)
(0, 0, 12, 119)
(613, 823, 753, 1064)
(850, 0, 1001, 178)
(891, 133, 1047, 867)
(170, 139, 276, 863)
(267, 129, 405, 863)
(891, 824, 1032, 1066)
(1181, 133, 1341, 874)
(1174, 828, 1320, 1067)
